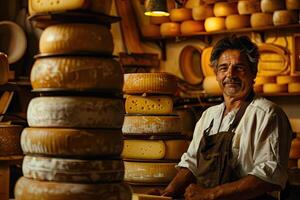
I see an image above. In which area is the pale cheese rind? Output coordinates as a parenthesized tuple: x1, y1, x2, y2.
(27, 97, 124, 128)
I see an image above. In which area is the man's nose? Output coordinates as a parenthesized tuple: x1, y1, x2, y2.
(226, 65, 234, 77)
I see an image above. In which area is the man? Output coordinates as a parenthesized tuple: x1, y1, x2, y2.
(150, 35, 292, 199)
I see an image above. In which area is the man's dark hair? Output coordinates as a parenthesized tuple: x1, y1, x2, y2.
(210, 35, 260, 76)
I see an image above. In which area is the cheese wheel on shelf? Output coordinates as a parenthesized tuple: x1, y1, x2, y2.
(273, 10, 298, 26)
(286, 0, 300, 10)
(150, 16, 170, 25)
(31, 56, 123, 91)
(40, 23, 113, 54)
(261, 0, 285, 13)
(0, 125, 23, 156)
(21, 128, 123, 157)
(255, 76, 276, 85)
(123, 73, 177, 95)
(141, 24, 161, 38)
(27, 97, 124, 128)
(263, 83, 288, 93)
(192, 5, 214, 21)
(181, 20, 205, 35)
(250, 12, 273, 27)
(122, 115, 181, 135)
(289, 118, 300, 133)
(164, 140, 189, 160)
(203, 76, 222, 96)
(277, 76, 300, 84)
(124, 161, 177, 183)
(14, 177, 132, 200)
(290, 138, 300, 159)
(125, 95, 173, 115)
(225, 14, 250, 30)
(160, 22, 181, 37)
(170, 8, 192, 22)
(213, 2, 238, 17)
(201, 47, 215, 77)
(23, 156, 124, 183)
(184, 0, 203, 9)
(204, 17, 226, 32)
(288, 83, 300, 93)
(238, 0, 260, 15)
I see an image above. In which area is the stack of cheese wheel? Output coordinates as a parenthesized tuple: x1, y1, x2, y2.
(122, 73, 189, 192)
(289, 118, 300, 169)
(15, 1, 132, 200)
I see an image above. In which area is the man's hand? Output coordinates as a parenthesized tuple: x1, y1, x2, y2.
(184, 184, 216, 200)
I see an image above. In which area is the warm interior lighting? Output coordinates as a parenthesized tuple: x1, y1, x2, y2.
(144, 0, 170, 16)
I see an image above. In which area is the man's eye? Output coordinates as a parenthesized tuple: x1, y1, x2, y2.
(236, 66, 246, 71)
(218, 67, 227, 72)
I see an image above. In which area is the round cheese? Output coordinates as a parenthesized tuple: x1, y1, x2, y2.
(169, 8, 193, 22)
(184, 0, 203, 9)
(141, 24, 161, 38)
(124, 161, 177, 183)
(261, 0, 285, 13)
(123, 73, 177, 95)
(286, 0, 300, 10)
(40, 23, 113, 54)
(31, 56, 123, 91)
(160, 22, 181, 37)
(255, 76, 276, 85)
(290, 138, 300, 159)
(250, 12, 273, 27)
(164, 140, 189, 160)
(14, 177, 132, 200)
(27, 97, 124, 128)
(288, 83, 300, 93)
(192, 5, 214, 21)
(237, 0, 260, 15)
(263, 83, 288, 93)
(273, 10, 298, 26)
(125, 95, 173, 115)
(21, 128, 123, 157)
(122, 115, 181, 135)
(204, 17, 226, 32)
(213, 2, 238, 17)
(23, 156, 124, 183)
(149, 16, 170, 25)
(276, 75, 300, 84)
(181, 20, 204, 35)
(225, 14, 250, 30)
(289, 118, 300, 133)
(0, 125, 23, 156)
(201, 46, 215, 76)
(203, 76, 222, 96)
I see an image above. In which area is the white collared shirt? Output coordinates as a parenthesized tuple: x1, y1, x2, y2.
(177, 95, 292, 189)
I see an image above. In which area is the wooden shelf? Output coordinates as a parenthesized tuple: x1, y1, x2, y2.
(0, 82, 31, 91)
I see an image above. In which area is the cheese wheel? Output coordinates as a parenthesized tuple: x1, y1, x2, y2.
(213, 2, 238, 17)
(169, 8, 193, 22)
(0, 125, 23, 156)
(164, 140, 189, 160)
(125, 95, 173, 115)
(21, 128, 123, 157)
(288, 83, 300, 93)
(149, 16, 170, 25)
(123, 73, 177, 95)
(132, 193, 171, 200)
(27, 97, 124, 128)
(160, 22, 181, 37)
(250, 12, 273, 27)
(203, 76, 222, 96)
(184, 0, 203, 9)
(124, 161, 177, 183)
(40, 23, 113, 54)
(204, 17, 226, 32)
(14, 177, 132, 200)
(31, 57, 123, 91)
(141, 25, 161, 38)
(261, 0, 285, 13)
(238, 0, 260, 15)
(263, 83, 288, 93)
(29, 0, 112, 15)
(254, 84, 263, 93)
(0, 53, 9, 85)
(181, 20, 204, 35)
(122, 115, 181, 135)
(289, 118, 300, 133)
(255, 76, 276, 85)
(23, 156, 124, 183)
(286, 0, 300, 10)
(192, 5, 214, 21)
(273, 10, 298, 26)
(277, 76, 300, 84)
(290, 138, 300, 159)
(225, 14, 250, 30)
(201, 47, 215, 76)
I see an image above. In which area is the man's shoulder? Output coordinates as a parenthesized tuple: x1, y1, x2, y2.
(250, 95, 284, 115)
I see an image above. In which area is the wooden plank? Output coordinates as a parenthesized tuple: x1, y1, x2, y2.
(0, 165, 9, 200)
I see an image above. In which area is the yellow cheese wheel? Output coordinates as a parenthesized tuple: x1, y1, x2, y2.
(0, 125, 23, 156)
(255, 76, 276, 85)
(125, 95, 173, 115)
(203, 76, 222, 96)
(225, 14, 250, 30)
(261, 0, 285, 13)
(192, 5, 214, 21)
(250, 12, 273, 27)
(237, 0, 260, 15)
(277, 76, 300, 84)
(21, 128, 123, 157)
(40, 23, 113, 54)
(184, 0, 203, 9)
(170, 8, 193, 22)
(286, 0, 300, 10)
(123, 73, 177, 95)
(263, 83, 288, 93)
(213, 2, 238, 17)
(23, 156, 124, 183)
(290, 138, 300, 159)
(31, 56, 123, 91)
(141, 24, 161, 38)
(201, 47, 215, 76)
(14, 177, 132, 200)
(204, 17, 226, 32)
(273, 10, 298, 26)
(149, 16, 170, 25)
(289, 118, 300, 132)
(122, 115, 181, 135)
(180, 20, 205, 35)
(288, 83, 300, 93)
(124, 161, 177, 183)
(164, 140, 189, 160)
(27, 97, 124, 128)
(160, 22, 181, 37)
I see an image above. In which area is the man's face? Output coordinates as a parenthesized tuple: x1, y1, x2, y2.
(215, 49, 255, 99)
